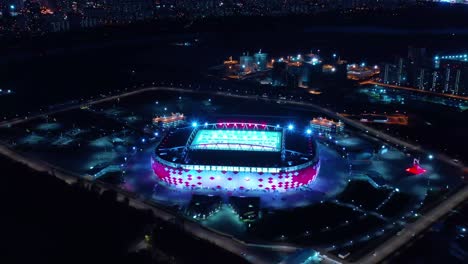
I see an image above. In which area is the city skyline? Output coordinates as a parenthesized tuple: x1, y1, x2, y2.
(0, 3, 467, 264)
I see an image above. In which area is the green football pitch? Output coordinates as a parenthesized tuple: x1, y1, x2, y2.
(191, 129, 282, 152)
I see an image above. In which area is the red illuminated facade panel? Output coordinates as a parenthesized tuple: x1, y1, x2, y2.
(151, 158, 320, 192)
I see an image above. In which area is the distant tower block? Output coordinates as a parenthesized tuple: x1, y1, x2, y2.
(240, 52, 254, 73)
(254, 50, 268, 71)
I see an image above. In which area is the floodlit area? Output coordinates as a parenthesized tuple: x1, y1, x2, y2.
(0, 89, 464, 261)
(191, 129, 282, 152)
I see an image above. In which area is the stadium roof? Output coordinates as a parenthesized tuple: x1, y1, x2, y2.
(155, 123, 317, 168)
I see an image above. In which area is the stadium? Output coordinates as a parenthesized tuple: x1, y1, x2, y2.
(151, 122, 320, 192)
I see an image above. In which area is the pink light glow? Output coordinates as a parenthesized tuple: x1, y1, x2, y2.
(406, 164, 427, 175)
(151, 157, 320, 192)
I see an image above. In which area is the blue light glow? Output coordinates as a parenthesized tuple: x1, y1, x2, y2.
(192, 122, 198, 127)
(306, 129, 312, 134)
(288, 124, 294, 130)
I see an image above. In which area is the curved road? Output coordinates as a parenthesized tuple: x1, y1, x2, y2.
(0, 86, 467, 264)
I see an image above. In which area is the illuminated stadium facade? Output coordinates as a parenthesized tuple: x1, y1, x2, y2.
(151, 122, 320, 192)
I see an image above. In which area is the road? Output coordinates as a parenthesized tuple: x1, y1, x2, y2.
(0, 85, 466, 264)
(212, 90, 468, 263)
(360, 80, 468, 101)
(359, 183, 468, 264)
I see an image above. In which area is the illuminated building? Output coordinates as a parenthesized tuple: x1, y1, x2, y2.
(304, 53, 321, 65)
(433, 54, 468, 95)
(435, 54, 468, 68)
(322, 64, 336, 73)
(415, 68, 433, 90)
(254, 50, 268, 71)
(310, 117, 344, 134)
(152, 122, 320, 192)
(383, 64, 390, 84)
(229, 196, 260, 222)
(152, 113, 186, 127)
(223, 56, 238, 66)
(379, 58, 407, 85)
(240, 53, 254, 73)
(347, 63, 379, 81)
(407, 47, 430, 89)
(397, 57, 405, 85)
(186, 194, 222, 219)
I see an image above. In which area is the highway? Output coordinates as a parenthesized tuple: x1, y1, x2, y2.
(359, 184, 468, 264)
(210, 90, 468, 263)
(0, 85, 467, 264)
(360, 80, 468, 101)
